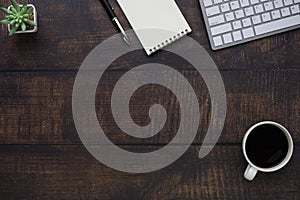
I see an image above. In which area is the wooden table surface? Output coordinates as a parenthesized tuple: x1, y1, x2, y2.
(0, 0, 299, 199)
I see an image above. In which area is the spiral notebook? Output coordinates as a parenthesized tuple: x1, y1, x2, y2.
(117, 0, 192, 55)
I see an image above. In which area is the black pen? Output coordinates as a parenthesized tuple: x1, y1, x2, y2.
(99, 0, 130, 45)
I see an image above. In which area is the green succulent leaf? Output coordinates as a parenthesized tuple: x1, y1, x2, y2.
(6, 15, 15, 19)
(0, 19, 11, 25)
(11, 7, 18, 14)
(26, 7, 33, 15)
(10, 0, 20, 12)
(0, 7, 13, 15)
(22, 0, 28, 8)
(21, 22, 26, 31)
(20, 5, 27, 15)
(9, 25, 18, 36)
(9, 19, 16, 24)
(25, 19, 36, 26)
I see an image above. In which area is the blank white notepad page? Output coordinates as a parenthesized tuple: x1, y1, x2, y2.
(117, 0, 192, 55)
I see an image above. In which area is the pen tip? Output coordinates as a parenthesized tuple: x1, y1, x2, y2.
(123, 36, 130, 45)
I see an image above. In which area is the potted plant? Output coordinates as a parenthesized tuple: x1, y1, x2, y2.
(0, 0, 37, 36)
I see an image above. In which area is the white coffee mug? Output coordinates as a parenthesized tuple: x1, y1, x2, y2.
(242, 121, 294, 181)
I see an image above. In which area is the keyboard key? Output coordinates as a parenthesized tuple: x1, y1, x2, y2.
(206, 6, 221, 17)
(271, 10, 281, 19)
(214, 0, 223, 4)
(223, 33, 233, 43)
(294, 0, 300, 3)
(252, 15, 262, 24)
(264, 2, 274, 11)
(245, 6, 255, 16)
(220, 3, 230, 12)
(203, 0, 213, 7)
(232, 30, 243, 41)
(242, 18, 252, 27)
(262, 13, 271, 22)
(240, 0, 250, 7)
(281, 7, 291, 16)
(254, 15, 300, 35)
(213, 36, 223, 46)
(230, 1, 240, 10)
(211, 23, 232, 35)
(274, 0, 284, 8)
(232, 20, 242, 29)
(254, 4, 264, 13)
(291, 5, 300, 14)
(283, 0, 293, 6)
(235, 10, 245, 19)
(250, 0, 259, 4)
(208, 15, 225, 26)
(225, 12, 235, 21)
(242, 27, 255, 38)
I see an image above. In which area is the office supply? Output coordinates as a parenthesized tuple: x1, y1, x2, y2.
(100, 0, 130, 45)
(199, 0, 300, 50)
(117, 0, 192, 55)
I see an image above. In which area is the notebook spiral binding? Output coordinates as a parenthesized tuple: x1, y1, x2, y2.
(148, 28, 192, 55)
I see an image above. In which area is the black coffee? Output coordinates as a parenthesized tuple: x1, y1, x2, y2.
(245, 124, 289, 168)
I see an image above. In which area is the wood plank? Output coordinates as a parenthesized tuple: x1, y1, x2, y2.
(0, 145, 299, 199)
(0, 0, 299, 71)
(0, 69, 299, 144)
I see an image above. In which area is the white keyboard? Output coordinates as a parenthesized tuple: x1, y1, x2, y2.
(199, 0, 300, 50)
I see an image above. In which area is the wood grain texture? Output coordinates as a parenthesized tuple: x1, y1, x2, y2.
(0, 0, 299, 199)
(0, 145, 299, 200)
(0, 69, 299, 145)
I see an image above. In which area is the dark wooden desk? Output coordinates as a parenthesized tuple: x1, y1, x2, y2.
(0, 0, 299, 199)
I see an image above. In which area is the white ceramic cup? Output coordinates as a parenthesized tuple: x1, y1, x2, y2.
(242, 121, 294, 181)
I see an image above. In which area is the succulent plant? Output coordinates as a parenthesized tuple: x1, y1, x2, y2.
(0, 0, 36, 36)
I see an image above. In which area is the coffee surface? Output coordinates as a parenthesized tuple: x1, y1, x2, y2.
(246, 124, 289, 168)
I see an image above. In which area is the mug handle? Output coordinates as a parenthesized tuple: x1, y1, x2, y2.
(244, 164, 258, 181)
